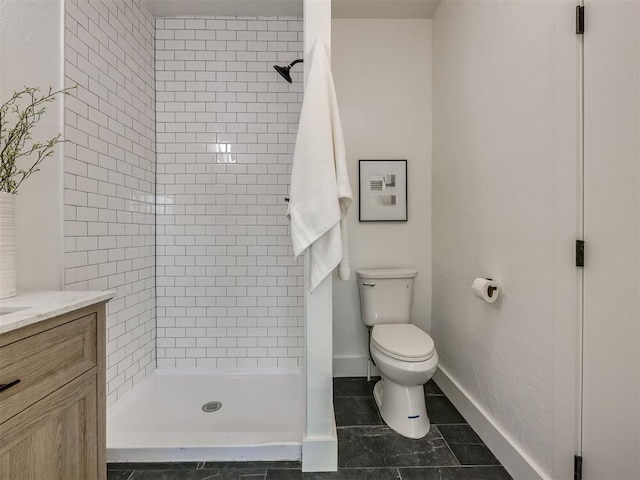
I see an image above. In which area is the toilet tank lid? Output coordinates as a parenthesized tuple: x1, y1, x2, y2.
(356, 268, 418, 279)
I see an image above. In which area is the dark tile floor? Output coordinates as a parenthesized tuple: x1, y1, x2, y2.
(108, 377, 512, 480)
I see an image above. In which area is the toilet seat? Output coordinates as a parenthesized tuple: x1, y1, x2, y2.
(371, 324, 435, 362)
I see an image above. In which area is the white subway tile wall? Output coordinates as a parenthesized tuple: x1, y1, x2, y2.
(155, 17, 304, 369)
(64, 0, 156, 406)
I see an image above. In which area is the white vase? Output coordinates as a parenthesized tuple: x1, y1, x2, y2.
(0, 192, 17, 299)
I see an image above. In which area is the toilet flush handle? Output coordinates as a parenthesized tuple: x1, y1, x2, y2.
(362, 281, 376, 287)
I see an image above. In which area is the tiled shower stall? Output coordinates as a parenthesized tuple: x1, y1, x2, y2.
(64, 0, 157, 406)
(154, 16, 304, 370)
(63, 0, 304, 407)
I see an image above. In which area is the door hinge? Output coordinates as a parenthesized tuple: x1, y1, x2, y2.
(576, 5, 585, 34)
(576, 240, 585, 267)
(574, 454, 583, 480)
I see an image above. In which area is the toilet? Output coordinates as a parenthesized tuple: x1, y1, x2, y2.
(356, 268, 439, 439)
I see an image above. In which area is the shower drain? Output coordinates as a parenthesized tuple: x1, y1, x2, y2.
(202, 401, 222, 413)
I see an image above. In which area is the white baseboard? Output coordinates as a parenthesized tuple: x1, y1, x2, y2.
(332, 355, 379, 378)
(433, 366, 550, 480)
(107, 445, 301, 463)
(301, 415, 337, 472)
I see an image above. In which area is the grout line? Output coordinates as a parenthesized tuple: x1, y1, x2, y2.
(432, 422, 469, 425)
(438, 429, 462, 468)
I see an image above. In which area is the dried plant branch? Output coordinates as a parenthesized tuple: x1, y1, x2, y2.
(0, 86, 74, 194)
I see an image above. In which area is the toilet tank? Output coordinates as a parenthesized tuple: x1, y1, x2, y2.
(356, 268, 418, 326)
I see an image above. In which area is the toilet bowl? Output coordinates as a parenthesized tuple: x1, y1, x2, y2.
(370, 323, 439, 438)
(356, 268, 439, 439)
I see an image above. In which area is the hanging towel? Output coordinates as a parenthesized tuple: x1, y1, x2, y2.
(287, 38, 352, 291)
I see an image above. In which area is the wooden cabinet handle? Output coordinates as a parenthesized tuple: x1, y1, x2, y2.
(0, 379, 20, 392)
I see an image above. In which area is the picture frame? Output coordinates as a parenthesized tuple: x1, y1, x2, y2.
(358, 159, 408, 222)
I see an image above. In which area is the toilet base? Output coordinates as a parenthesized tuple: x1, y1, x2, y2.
(373, 378, 430, 439)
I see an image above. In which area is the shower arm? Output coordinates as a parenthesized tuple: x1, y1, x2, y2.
(288, 59, 303, 68)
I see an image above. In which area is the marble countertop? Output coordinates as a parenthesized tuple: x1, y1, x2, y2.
(0, 291, 114, 335)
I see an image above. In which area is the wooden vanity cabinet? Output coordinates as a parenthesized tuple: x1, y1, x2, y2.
(0, 302, 107, 480)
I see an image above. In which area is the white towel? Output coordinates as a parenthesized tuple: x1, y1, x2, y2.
(287, 38, 352, 291)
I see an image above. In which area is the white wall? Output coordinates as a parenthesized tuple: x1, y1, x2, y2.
(64, 0, 157, 406)
(432, 1, 579, 478)
(0, 0, 65, 292)
(302, 3, 337, 471)
(331, 19, 432, 376)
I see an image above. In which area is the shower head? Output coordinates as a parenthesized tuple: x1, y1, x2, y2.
(274, 65, 293, 83)
(273, 59, 303, 83)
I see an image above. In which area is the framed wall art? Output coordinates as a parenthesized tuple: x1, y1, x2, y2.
(358, 159, 408, 222)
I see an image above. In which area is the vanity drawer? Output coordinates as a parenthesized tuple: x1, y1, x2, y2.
(0, 313, 97, 424)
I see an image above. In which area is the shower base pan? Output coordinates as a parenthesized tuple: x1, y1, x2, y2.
(107, 368, 303, 462)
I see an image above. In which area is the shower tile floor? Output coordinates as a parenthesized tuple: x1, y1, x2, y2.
(108, 377, 512, 479)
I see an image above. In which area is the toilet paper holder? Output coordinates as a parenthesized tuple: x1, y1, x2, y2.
(471, 277, 499, 303)
(485, 278, 497, 298)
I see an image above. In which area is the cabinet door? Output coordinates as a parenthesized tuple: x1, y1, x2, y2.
(0, 373, 98, 480)
(582, 0, 640, 478)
